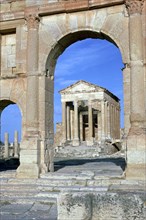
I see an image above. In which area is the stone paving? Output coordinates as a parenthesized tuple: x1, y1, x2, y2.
(0, 155, 145, 220)
(0, 202, 57, 220)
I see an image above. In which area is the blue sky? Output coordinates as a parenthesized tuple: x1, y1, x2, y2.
(1, 38, 124, 143)
(54, 38, 124, 127)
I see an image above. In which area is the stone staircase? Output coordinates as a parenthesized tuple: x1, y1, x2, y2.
(1, 156, 144, 206)
(0, 168, 123, 206)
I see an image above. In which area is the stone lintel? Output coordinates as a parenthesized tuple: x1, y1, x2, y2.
(0, 19, 25, 33)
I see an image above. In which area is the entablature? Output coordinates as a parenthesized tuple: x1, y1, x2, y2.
(0, 0, 125, 22)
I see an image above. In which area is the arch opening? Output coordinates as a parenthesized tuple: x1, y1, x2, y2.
(45, 31, 121, 78)
(0, 100, 21, 170)
(45, 30, 126, 173)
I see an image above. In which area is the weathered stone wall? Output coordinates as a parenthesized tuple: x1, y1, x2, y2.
(1, 33, 16, 76)
(0, 0, 26, 13)
(58, 192, 146, 220)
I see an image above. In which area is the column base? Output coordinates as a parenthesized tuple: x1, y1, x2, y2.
(126, 164, 146, 180)
(73, 139, 80, 146)
(16, 138, 41, 178)
(126, 127, 146, 180)
(86, 139, 94, 146)
(16, 163, 40, 179)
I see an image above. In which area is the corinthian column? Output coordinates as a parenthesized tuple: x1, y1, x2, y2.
(107, 103, 111, 139)
(16, 13, 41, 179)
(73, 100, 79, 146)
(87, 101, 93, 145)
(101, 100, 105, 141)
(62, 101, 67, 143)
(125, 0, 145, 129)
(70, 108, 74, 141)
(25, 14, 40, 135)
(125, 0, 145, 180)
(67, 105, 71, 141)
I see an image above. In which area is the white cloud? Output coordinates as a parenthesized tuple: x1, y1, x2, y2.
(58, 79, 77, 86)
(54, 39, 116, 78)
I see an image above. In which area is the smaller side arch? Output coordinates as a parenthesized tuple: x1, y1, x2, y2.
(0, 98, 23, 117)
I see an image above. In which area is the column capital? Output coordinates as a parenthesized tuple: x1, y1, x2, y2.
(25, 13, 40, 29)
(125, 0, 144, 15)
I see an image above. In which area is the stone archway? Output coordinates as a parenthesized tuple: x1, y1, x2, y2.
(38, 3, 144, 179)
(0, 100, 22, 160)
(0, 100, 15, 143)
(45, 30, 124, 146)
(0, 0, 145, 180)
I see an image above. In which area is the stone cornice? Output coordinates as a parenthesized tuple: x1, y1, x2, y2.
(125, 0, 144, 15)
(25, 14, 40, 29)
(0, 0, 124, 22)
(0, 19, 25, 33)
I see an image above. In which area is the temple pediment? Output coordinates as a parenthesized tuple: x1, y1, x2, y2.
(60, 80, 103, 94)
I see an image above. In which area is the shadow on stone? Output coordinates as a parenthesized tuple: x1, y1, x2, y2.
(54, 157, 126, 172)
(0, 158, 20, 171)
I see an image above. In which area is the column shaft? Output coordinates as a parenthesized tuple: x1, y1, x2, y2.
(26, 14, 40, 134)
(73, 101, 79, 146)
(88, 103, 93, 141)
(80, 113, 83, 142)
(67, 105, 71, 141)
(101, 100, 105, 140)
(113, 106, 116, 139)
(123, 66, 131, 135)
(16, 14, 43, 178)
(111, 104, 114, 139)
(14, 130, 19, 157)
(118, 108, 120, 138)
(129, 14, 145, 127)
(107, 103, 111, 139)
(70, 109, 74, 141)
(62, 101, 67, 143)
(104, 101, 108, 138)
(4, 132, 9, 158)
(125, 0, 145, 180)
(98, 111, 102, 142)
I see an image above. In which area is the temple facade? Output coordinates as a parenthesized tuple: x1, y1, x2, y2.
(55, 80, 120, 147)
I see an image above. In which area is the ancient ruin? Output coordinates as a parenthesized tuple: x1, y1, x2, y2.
(0, 1, 146, 219)
(0, 0, 146, 180)
(55, 80, 120, 148)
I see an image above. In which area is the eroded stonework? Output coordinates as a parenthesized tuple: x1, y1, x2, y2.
(0, 0, 145, 180)
(125, 0, 144, 15)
